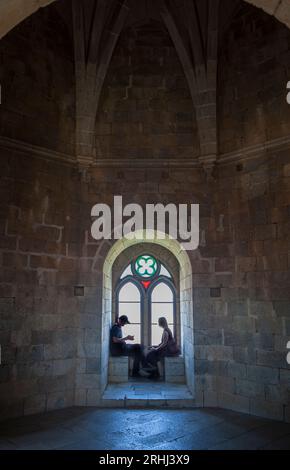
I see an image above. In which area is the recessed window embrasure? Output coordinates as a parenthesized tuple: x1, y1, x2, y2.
(116, 255, 176, 347)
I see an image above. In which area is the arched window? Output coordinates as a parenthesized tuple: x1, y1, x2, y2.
(118, 282, 141, 344)
(116, 254, 177, 347)
(151, 282, 174, 346)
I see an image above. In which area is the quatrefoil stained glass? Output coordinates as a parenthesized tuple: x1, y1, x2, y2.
(134, 255, 158, 279)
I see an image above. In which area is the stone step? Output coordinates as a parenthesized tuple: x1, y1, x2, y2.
(101, 397, 197, 409)
(102, 382, 196, 408)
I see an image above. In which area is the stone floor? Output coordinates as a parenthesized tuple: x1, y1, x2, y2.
(0, 407, 290, 450)
(102, 382, 194, 407)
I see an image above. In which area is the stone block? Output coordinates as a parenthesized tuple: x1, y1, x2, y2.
(255, 316, 284, 335)
(257, 350, 286, 368)
(215, 258, 234, 272)
(216, 376, 236, 394)
(285, 406, 290, 424)
(197, 345, 233, 361)
(30, 255, 58, 270)
(74, 388, 87, 406)
(227, 362, 247, 379)
(280, 369, 290, 384)
(31, 330, 53, 345)
(46, 390, 74, 411)
(252, 333, 275, 350)
(86, 389, 102, 406)
(38, 375, 73, 394)
(236, 379, 265, 398)
(224, 330, 252, 347)
(236, 257, 257, 272)
(86, 358, 101, 374)
(247, 365, 279, 384)
(273, 301, 290, 317)
(165, 357, 185, 383)
(203, 390, 218, 407)
(232, 316, 256, 332)
(0, 365, 10, 382)
(250, 398, 284, 421)
(228, 300, 248, 316)
(286, 319, 290, 336)
(76, 358, 86, 374)
(24, 394, 46, 416)
(218, 392, 250, 415)
(0, 298, 15, 316)
(109, 357, 128, 383)
(193, 390, 204, 407)
(78, 314, 98, 329)
(265, 384, 290, 403)
(16, 345, 44, 363)
(233, 346, 256, 364)
(195, 329, 223, 346)
(53, 358, 74, 376)
(76, 373, 100, 389)
(254, 224, 277, 241)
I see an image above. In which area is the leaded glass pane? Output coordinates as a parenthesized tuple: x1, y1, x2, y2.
(151, 302, 174, 324)
(151, 282, 173, 303)
(119, 282, 140, 302)
(160, 265, 172, 278)
(119, 302, 141, 323)
(120, 264, 133, 279)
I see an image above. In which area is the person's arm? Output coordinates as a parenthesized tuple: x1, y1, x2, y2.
(155, 330, 169, 351)
(112, 335, 132, 344)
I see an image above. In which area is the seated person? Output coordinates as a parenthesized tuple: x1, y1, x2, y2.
(145, 317, 180, 379)
(110, 315, 148, 378)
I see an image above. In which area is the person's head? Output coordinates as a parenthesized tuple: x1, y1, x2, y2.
(118, 315, 131, 327)
(158, 317, 168, 329)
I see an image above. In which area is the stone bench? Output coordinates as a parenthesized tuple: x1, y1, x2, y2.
(108, 355, 185, 384)
(108, 356, 129, 383)
(164, 356, 186, 384)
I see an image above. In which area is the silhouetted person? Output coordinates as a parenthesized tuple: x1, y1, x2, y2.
(110, 315, 147, 378)
(145, 317, 180, 379)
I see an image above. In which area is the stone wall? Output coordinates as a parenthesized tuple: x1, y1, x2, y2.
(0, 1, 290, 423)
(194, 151, 290, 422)
(219, 4, 290, 154)
(95, 21, 199, 162)
(0, 0, 75, 156)
(0, 147, 82, 420)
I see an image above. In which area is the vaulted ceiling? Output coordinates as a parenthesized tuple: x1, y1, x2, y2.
(1, 0, 289, 170)
(0, 0, 289, 42)
(71, 0, 240, 168)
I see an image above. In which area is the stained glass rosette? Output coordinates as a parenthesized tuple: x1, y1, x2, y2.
(134, 255, 159, 279)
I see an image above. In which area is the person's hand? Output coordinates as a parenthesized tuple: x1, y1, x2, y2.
(127, 335, 134, 341)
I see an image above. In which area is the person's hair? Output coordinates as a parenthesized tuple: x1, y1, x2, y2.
(158, 317, 168, 328)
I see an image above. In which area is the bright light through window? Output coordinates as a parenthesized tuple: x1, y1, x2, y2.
(118, 282, 141, 344)
(116, 255, 177, 349)
(151, 282, 174, 346)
